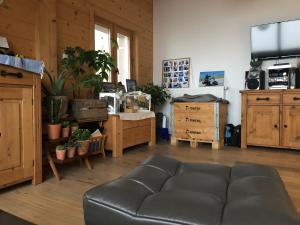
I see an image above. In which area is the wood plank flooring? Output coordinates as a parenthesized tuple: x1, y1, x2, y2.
(1, 141, 300, 225)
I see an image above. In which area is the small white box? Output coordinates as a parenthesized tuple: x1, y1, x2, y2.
(99, 93, 121, 114)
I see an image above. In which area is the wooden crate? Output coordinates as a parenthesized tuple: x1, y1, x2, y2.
(71, 99, 108, 122)
(171, 102, 228, 150)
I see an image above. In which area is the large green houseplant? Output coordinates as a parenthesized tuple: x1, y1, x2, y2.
(61, 46, 115, 122)
(42, 68, 68, 117)
(138, 82, 171, 111)
(61, 46, 115, 98)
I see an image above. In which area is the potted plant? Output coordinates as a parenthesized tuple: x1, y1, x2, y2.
(71, 122, 79, 134)
(66, 138, 77, 158)
(138, 82, 171, 111)
(42, 68, 68, 117)
(61, 46, 115, 98)
(47, 98, 63, 140)
(61, 121, 71, 138)
(56, 145, 66, 160)
(71, 129, 91, 156)
(61, 46, 115, 122)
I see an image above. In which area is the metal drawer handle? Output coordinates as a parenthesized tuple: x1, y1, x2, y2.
(293, 97, 300, 101)
(256, 97, 270, 101)
(0, 70, 23, 78)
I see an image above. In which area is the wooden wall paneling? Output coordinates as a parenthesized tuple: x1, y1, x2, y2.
(35, 0, 57, 77)
(0, 0, 38, 58)
(89, 8, 95, 50)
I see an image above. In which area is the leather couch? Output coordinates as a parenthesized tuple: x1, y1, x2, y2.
(83, 154, 300, 225)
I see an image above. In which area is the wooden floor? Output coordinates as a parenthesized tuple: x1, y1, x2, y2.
(1, 141, 300, 225)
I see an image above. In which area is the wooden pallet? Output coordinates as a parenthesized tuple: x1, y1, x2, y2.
(171, 136, 223, 150)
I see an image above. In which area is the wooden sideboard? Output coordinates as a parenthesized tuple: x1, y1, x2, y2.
(171, 102, 228, 150)
(0, 65, 42, 188)
(103, 114, 156, 157)
(241, 90, 300, 150)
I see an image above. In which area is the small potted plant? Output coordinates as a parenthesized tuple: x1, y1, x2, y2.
(56, 145, 66, 160)
(47, 98, 63, 140)
(62, 121, 71, 138)
(71, 122, 79, 134)
(66, 138, 77, 158)
(71, 129, 91, 155)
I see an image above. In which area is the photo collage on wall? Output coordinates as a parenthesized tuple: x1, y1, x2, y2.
(162, 58, 190, 89)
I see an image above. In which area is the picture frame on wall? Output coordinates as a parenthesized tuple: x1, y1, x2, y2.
(199, 71, 225, 87)
(162, 58, 190, 89)
(126, 79, 137, 92)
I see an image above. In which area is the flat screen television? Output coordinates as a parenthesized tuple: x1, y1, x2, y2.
(251, 19, 300, 59)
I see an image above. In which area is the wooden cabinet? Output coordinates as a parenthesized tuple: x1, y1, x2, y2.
(0, 65, 42, 188)
(282, 106, 300, 148)
(241, 90, 300, 150)
(171, 102, 228, 150)
(103, 114, 156, 157)
(246, 105, 280, 146)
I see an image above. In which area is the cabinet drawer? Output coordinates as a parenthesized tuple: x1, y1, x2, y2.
(122, 119, 151, 129)
(247, 94, 281, 105)
(174, 127, 215, 141)
(0, 65, 34, 86)
(173, 103, 214, 114)
(174, 113, 214, 127)
(283, 93, 300, 105)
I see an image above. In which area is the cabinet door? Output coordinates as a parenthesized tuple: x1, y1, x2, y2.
(282, 106, 300, 148)
(0, 87, 34, 187)
(247, 106, 280, 146)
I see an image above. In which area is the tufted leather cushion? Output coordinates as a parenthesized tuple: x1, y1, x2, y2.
(83, 154, 300, 225)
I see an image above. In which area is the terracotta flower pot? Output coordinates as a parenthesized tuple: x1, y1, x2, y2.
(48, 124, 62, 140)
(67, 147, 76, 158)
(56, 149, 66, 160)
(77, 140, 90, 156)
(62, 127, 70, 138)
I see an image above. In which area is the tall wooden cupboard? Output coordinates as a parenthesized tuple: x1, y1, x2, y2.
(0, 65, 42, 188)
(241, 90, 300, 150)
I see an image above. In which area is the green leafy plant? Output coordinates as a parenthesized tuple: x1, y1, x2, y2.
(65, 138, 78, 148)
(62, 121, 71, 128)
(71, 129, 91, 141)
(61, 46, 115, 98)
(138, 82, 171, 111)
(48, 98, 63, 124)
(42, 68, 66, 96)
(56, 145, 65, 151)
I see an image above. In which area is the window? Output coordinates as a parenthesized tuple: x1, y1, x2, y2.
(95, 24, 110, 54)
(94, 20, 132, 84)
(117, 33, 130, 85)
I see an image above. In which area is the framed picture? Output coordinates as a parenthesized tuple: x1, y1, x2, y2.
(199, 71, 225, 87)
(162, 58, 190, 89)
(126, 79, 137, 92)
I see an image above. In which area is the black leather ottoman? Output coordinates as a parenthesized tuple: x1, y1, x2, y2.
(83, 154, 300, 225)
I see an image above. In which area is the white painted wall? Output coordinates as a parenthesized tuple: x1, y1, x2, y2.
(153, 0, 300, 129)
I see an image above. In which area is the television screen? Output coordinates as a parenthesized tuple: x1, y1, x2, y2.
(251, 23, 279, 59)
(280, 20, 300, 57)
(251, 19, 300, 59)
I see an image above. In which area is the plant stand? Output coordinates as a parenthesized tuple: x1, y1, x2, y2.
(44, 137, 93, 181)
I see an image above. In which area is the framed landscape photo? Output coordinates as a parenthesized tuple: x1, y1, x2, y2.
(162, 58, 190, 89)
(199, 71, 224, 87)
